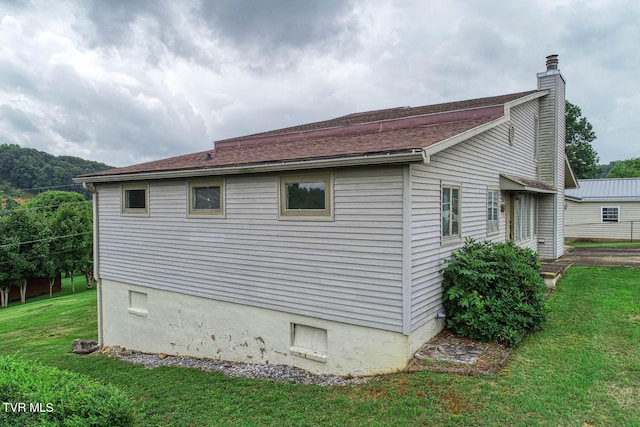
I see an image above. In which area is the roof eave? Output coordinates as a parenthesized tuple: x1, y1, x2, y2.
(571, 197, 640, 203)
(503, 90, 548, 109)
(421, 115, 509, 162)
(500, 174, 557, 194)
(564, 157, 579, 189)
(421, 91, 548, 163)
(73, 150, 425, 184)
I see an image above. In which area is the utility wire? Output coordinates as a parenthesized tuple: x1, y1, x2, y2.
(0, 248, 85, 266)
(3, 200, 92, 212)
(0, 183, 84, 193)
(0, 232, 92, 250)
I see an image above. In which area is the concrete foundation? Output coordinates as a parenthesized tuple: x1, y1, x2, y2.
(100, 279, 444, 376)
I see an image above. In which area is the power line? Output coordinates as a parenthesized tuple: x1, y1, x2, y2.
(5, 200, 92, 212)
(0, 249, 85, 266)
(0, 183, 85, 193)
(0, 232, 92, 250)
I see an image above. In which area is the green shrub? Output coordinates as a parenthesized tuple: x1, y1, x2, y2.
(0, 356, 134, 426)
(442, 238, 548, 346)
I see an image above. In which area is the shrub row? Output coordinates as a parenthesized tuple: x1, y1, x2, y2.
(0, 355, 134, 426)
(442, 238, 548, 346)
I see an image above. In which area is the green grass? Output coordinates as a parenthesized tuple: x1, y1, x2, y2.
(567, 241, 640, 247)
(1, 268, 639, 426)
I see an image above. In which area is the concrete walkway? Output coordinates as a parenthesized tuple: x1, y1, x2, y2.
(560, 246, 640, 268)
(540, 245, 640, 287)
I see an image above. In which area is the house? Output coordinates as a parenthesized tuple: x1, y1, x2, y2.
(565, 178, 640, 242)
(75, 55, 575, 376)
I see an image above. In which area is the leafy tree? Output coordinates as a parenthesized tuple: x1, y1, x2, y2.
(19, 190, 87, 213)
(565, 100, 600, 179)
(0, 209, 49, 307)
(607, 157, 640, 178)
(0, 234, 20, 308)
(598, 161, 618, 178)
(21, 191, 93, 293)
(52, 204, 93, 292)
(4, 198, 18, 210)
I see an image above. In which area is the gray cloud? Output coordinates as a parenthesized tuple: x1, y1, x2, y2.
(0, 0, 638, 167)
(79, 0, 358, 69)
(199, 0, 354, 48)
(0, 105, 38, 132)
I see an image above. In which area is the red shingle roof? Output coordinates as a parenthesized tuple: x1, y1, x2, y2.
(220, 90, 537, 142)
(80, 90, 540, 179)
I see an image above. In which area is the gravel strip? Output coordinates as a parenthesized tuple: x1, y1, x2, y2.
(107, 347, 371, 387)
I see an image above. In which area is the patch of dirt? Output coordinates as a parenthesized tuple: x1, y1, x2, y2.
(407, 330, 511, 375)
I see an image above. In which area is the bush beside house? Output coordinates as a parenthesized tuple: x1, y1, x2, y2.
(442, 239, 548, 346)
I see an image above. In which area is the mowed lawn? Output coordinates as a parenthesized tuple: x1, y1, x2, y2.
(1, 268, 639, 426)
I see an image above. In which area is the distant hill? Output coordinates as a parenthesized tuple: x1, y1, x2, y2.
(0, 144, 113, 199)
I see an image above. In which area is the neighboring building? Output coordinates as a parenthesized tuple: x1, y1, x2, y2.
(75, 55, 575, 376)
(565, 178, 640, 242)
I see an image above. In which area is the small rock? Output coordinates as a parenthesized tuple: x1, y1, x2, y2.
(106, 348, 370, 387)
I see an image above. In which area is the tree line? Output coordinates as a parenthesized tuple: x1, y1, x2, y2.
(0, 191, 92, 308)
(0, 143, 112, 203)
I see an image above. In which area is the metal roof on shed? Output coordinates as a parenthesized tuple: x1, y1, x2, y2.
(565, 178, 640, 202)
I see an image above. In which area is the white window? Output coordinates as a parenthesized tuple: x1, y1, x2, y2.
(279, 173, 332, 218)
(442, 185, 461, 239)
(601, 206, 620, 223)
(514, 193, 532, 242)
(290, 324, 327, 363)
(188, 179, 224, 216)
(487, 190, 499, 234)
(122, 183, 149, 215)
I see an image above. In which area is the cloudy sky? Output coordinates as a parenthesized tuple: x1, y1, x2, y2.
(0, 0, 638, 167)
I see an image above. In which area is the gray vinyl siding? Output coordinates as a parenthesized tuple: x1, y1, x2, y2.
(409, 100, 542, 330)
(96, 167, 405, 332)
(537, 81, 558, 188)
(537, 70, 565, 259)
(565, 201, 640, 241)
(555, 85, 566, 256)
(537, 196, 556, 258)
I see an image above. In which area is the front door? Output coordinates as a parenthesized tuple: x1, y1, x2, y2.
(505, 193, 515, 242)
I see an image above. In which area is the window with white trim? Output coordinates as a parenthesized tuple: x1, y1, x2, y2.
(487, 189, 499, 234)
(601, 206, 620, 223)
(442, 185, 460, 239)
(188, 179, 224, 216)
(279, 173, 332, 218)
(122, 183, 149, 215)
(514, 193, 532, 242)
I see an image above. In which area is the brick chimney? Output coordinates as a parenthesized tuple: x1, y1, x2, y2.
(536, 54, 566, 260)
